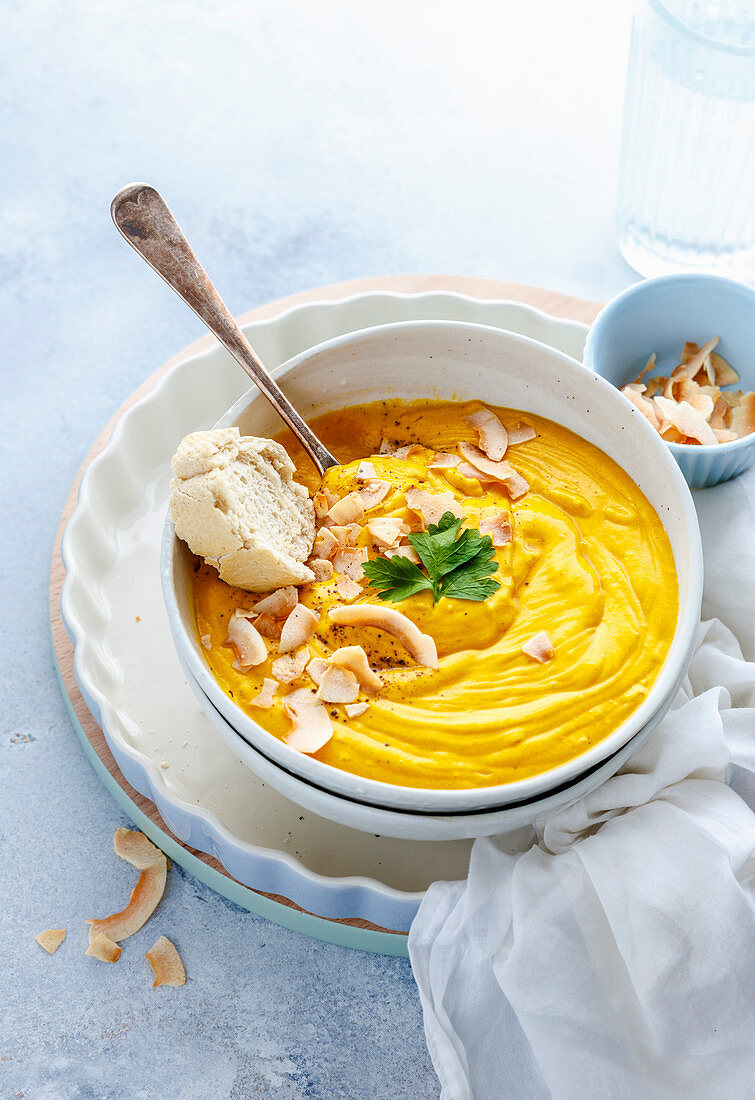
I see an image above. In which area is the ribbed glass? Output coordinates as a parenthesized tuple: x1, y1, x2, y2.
(617, 0, 755, 277)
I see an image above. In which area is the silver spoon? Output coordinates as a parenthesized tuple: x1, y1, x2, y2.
(111, 183, 339, 476)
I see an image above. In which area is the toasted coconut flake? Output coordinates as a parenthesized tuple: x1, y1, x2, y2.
(317, 665, 360, 703)
(87, 829, 167, 944)
(330, 524, 358, 548)
(145, 935, 186, 988)
(329, 645, 383, 692)
(632, 352, 656, 384)
(311, 527, 340, 561)
(200, 634, 212, 650)
(687, 392, 715, 421)
(731, 393, 755, 438)
(681, 336, 719, 379)
(86, 932, 122, 963)
(392, 444, 423, 459)
(358, 480, 391, 510)
(306, 657, 330, 686)
(279, 604, 319, 654)
(503, 472, 529, 500)
(458, 442, 518, 484)
(283, 688, 333, 754)
(427, 451, 461, 469)
(405, 488, 464, 527)
(36, 929, 66, 954)
(479, 512, 512, 546)
(713, 428, 738, 443)
(659, 424, 686, 443)
(254, 611, 283, 640)
(253, 586, 298, 618)
(327, 492, 365, 525)
(308, 558, 334, 582)
(113, 826, 166, 869)
(384, 543, 421, 564)
(271, 649, 309, 684)
(379, 438, 398, 455)
(506, 423, 537, 446)
(522, 631, 555, 663)
(333, 547, 368, 580)
(313, 490, 333, 520)
(329, 605, 438, 669)
(644, 376, 663, 398)
(710, 351, 739, 387)
(248, 677, 279, 707)
(356, 460, 377, 480)
(464, 408, 508, 461)
(620, 384, 661, 430)
(345, 702, 369, 718)
(709, 397, 731, 430)
(456, 461, 498, 484)
(336, 574, 362, 600)
(233, 606, 257, 618)
(655, 396, 718, 445)
(366, 517, 408, 548)
(226, 617, 267, 667)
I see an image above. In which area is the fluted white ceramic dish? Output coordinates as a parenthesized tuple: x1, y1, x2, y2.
(60, 291, 599, 935)
(163, 319, 703, 818)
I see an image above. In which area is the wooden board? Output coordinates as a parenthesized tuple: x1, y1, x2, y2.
(49, 274, 600, 938)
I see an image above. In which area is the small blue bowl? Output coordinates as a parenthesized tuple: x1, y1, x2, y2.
(584, 274, 755, 489)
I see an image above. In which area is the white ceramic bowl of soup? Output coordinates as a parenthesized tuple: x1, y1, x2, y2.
(162, 320, 702, 816)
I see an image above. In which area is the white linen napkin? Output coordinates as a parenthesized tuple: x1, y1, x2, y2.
(409, 467, 755, 1100)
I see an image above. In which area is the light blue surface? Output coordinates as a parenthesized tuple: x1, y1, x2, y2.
(585, 274, 755, 487)
(2, 2, 646, 1096)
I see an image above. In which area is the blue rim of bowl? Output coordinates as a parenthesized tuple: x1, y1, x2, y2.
(162, 318, 704, 813)
(646, 0, 755, 57)
(584, 274, 755, 458)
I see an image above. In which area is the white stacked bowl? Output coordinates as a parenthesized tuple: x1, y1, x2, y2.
(162, 321, 702, 839)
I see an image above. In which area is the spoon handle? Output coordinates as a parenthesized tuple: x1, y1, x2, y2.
(111, 183, 339, 476)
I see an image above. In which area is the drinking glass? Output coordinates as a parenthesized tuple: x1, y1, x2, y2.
(616, 0, 755, 278)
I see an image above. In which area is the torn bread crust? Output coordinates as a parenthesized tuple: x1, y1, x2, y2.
(145, 936, 186, 988)
(36, 929, 66, 954)
(283, 688, 333, 753)
(316, 665, 360, 703)
(329, 605, 438, 669)
(169, 428, 315, 591)
(86, 932, 122, 963)
(522, 631, 555, 663)
(464, 408, 508, 461)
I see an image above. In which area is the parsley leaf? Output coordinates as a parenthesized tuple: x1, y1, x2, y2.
(362, 511, 501, 605)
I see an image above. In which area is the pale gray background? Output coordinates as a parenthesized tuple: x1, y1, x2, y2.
(2, 2, 639, 1097)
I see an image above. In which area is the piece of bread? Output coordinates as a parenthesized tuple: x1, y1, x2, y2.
(169, 428, 315, 591)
